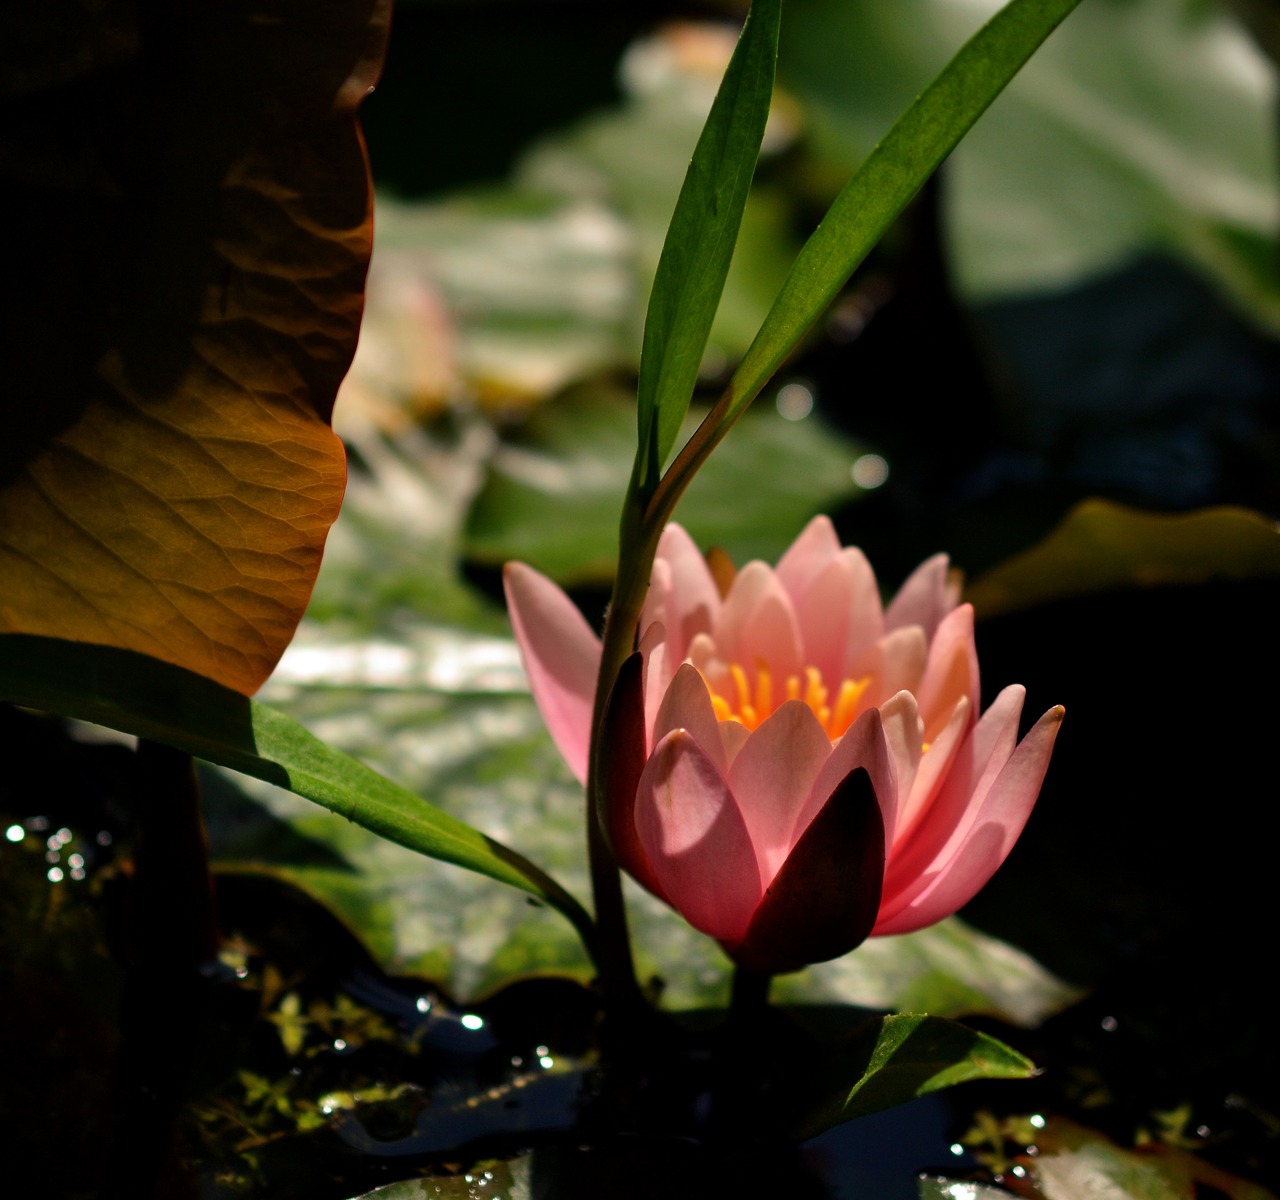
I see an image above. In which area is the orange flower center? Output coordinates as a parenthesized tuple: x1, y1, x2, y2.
(705, 661, 871, 740)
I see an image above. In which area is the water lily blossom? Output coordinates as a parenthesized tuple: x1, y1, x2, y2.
(504, 518, 1062, 974)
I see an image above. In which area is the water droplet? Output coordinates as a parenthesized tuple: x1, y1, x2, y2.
(460, 1013, 485, 1031)
(333, 1038, 347, 1052)
(539, 1055, 554, 1070)
(1100, 1015, 1119, 1033)
(46, 836, 61, 851)
(1196, 1125, 1211, 1138)
(1011, 1165, 1027, 1178)
(510, 1056, 524, 1068)
(5, 824, 24, 843)
(55, 827, 73, 846)
(70, 867, 86, 881)
(67, 853, 85, 870)
(1029, 1113, 1046, 1129)
(30, 816, 49, 832)
(45, 850, 60, 864)
(47, 866, 64, 883)
(415, 995, 433, 1014)
(535, 1045, 549, 1057)
(96, 830, 113, 846)
(949, 1143, 964, 1156)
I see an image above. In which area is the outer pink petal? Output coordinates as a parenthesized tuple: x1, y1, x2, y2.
(651, 662, 728, 775)
(914, 604, 980, 742)
(881, 684, 1025, 900)
(727, 701, 833, 883)
(634, 729, 764, 944)
(796, 707, 896, 850)
(641, 523, 721, 665)
(714, 561, 803, 680)
(775, 514, 842, 602)
(885, 552, 953, 640)
(503, 563, 601, 785)
(872, 703, 1063, 935)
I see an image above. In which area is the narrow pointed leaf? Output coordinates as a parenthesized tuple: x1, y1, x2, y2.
(0, 635, 594, 947)
(0, 0, 390, 694)
(634, 0, 781, 492)
(782, 1013, 1036, 1141)
(662, 0, 1083, 503)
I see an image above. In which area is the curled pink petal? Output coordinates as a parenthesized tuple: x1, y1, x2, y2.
(635, 730, 763, 943)
(651, 662, 728, 775)
(503, 562, 601, 785)
(873, 704, 1064, 935)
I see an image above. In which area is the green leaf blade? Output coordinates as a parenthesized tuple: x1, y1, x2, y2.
(635, 0, 782, 490)
(784, 1013, 1036, 1141)
(723, 0, 1084, 431)
(0, 634, 593, 949)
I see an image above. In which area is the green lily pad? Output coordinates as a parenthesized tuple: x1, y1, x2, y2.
(462, 385, 870, 585)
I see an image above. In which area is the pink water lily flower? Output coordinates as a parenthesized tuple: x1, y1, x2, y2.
(504, 518, 1062, 974)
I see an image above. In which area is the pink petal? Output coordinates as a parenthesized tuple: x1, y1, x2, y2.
(637, 620, 668, 752)
(889, 694, 972, 858)
(727, 701, 833, 882)
(503, 562, 601, 784)
(732, 765, 885, 974)
(793, 548, 883, 691)
(877, 691, 924, 846)
(775, 515, 842, 602)
(634, 729, 764, 943)
(885, 552, 953, 640)
(640, 523, 722, 665)
(882, 685, 1025, 892)
(796, 707, 896, 850)
(873, 703, 1063, 935)
(719, 719, 751, 769)
(914, 604, 980, 742)
(651, 662, 728, 775)
(856, 625, 927, 706)
(714, 561, 803, 680)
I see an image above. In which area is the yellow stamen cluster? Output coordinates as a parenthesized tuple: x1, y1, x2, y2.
(706, 661, 871, 740)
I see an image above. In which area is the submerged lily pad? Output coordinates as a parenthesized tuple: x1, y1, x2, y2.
(964, 499, 1280, 617)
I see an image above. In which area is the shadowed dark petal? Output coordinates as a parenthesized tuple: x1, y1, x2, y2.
(598, 651, 666, 900)
(731, 767, 885, 975)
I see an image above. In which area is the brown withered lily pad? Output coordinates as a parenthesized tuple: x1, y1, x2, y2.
(0, 0, 390, 693)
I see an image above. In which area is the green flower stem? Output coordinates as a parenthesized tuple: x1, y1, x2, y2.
(728, 965, 773, 1032)
(584, 500, 663, 1016)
